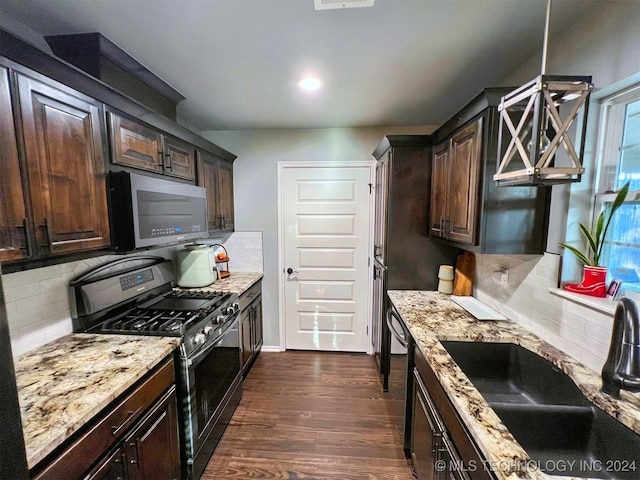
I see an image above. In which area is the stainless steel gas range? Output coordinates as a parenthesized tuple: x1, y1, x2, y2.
(70, 256, 242, 480)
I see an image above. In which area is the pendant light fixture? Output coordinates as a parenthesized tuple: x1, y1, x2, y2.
(494, 0, 593, 187)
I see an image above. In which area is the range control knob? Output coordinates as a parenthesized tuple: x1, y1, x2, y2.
(203, 325, 214, 335)
(193, 333, 206, 345)
(216, 315, 225, 324)
(222, 306, 234, 315)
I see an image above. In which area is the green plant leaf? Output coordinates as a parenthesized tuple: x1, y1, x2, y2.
(560, 181, 630, 268)
(578, 222, 597, 261)
(559, 242, 595, 266)
(593, 210, 605, 251)
(596, 180, 631, 262)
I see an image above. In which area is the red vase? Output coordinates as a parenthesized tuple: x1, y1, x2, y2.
(563, 265, 607, 298)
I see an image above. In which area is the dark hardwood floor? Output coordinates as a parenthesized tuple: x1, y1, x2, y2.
(202, 351, 414, 479)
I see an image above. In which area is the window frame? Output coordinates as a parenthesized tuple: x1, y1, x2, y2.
(592, 83, 640, 293)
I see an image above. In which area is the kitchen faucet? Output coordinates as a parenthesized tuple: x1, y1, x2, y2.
(601, 297, 640, 398)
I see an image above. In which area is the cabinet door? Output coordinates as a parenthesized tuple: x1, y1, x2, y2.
(197, 151, 234, 233)
(373, 152, 389, 261)
(430, 142, 449, 238)
(84, 447, 126, 480)
(447, 120, 482, 244)
(108, 112, 163, 174)
(196, 150, 221, 232)
(123, 387, 180, 480)
(0, 66, 29, 262)
(163, 136, 195, 181)
(241, 307, 253, 371)
(17, 74, 110, 255)
(217, 159, 234, 231)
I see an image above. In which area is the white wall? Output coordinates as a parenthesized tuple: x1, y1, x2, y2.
(474, 1, 640, 373)
(201, 126, 434, 348)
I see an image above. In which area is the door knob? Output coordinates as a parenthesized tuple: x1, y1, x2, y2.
(286, 267, 299, 275)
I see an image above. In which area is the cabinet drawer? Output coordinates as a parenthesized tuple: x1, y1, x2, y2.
(33, 356, 175, 480)
(238, 281, 261, 312)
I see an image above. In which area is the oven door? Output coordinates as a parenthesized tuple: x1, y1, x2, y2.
(180, 312, 242, 473)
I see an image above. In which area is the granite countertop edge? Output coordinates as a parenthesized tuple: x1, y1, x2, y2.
(16, 334, 181, 469)
(388, 290, 640, 480)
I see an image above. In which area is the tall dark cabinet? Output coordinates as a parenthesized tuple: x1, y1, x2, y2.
(372, 136, 459, 390)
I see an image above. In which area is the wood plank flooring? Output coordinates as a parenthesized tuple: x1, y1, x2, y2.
(202, 351, 415, 479)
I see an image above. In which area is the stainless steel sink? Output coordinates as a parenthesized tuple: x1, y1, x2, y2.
(441, 341, 640, 479)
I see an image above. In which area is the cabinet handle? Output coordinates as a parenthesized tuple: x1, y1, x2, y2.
(111, 407, 142, 436)
(39, 218, 52, 249)
(20, 218, 33, 257)
(157, 150, 164, 167)
(440, 216, 445, 235)
(128, 439, 140, 467)
(445, 218, 451, 239)
(164, 152, 172, 170)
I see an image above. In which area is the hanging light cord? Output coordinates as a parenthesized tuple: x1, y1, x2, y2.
(541, 0, 552, 75)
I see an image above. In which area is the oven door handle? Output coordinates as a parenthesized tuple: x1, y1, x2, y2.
(187, 313, 240, 366)
(386, 307, 408, 348)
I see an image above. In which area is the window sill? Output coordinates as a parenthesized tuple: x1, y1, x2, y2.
(548, 288, 617, 316)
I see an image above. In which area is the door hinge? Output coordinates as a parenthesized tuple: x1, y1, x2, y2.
(368, 183, 373, 194)
(367, 325, 369, 336)
(368, 256, 370, 267)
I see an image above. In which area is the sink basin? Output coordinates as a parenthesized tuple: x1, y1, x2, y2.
(441, 341, 640, 479)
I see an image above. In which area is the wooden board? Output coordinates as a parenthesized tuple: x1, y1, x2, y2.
(453, 251, 475, 296)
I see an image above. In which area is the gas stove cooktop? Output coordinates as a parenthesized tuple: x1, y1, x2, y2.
(99, 290, 234, 336)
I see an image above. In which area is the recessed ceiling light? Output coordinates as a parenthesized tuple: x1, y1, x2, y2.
(297, 76, 324, 92)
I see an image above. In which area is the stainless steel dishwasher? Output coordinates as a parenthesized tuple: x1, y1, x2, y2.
(386, 298, 413, 456)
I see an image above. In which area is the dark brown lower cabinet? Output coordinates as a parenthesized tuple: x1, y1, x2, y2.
(33, 357, 180, 480)
(86, 387, 180, 480)
(411, 347, 493, 480)
(239, 281, 263, 375)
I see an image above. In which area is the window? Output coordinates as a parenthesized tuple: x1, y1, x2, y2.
(596, 86, 640, 293)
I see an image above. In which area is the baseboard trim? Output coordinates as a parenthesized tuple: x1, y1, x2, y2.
(260, 345, 283, 352)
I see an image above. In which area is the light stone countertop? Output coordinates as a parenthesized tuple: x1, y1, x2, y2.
(388, 290, 640, 480)
(180, 271, 263, 295)
(15, 334, 180, 469)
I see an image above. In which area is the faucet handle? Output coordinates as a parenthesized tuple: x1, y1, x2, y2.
(601, 297, 640, 398)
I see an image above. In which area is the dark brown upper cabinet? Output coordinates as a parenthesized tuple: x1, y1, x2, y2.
(0, 65, 29, 262)
(430, 119, 482, 245)
(108, 112, 163, 174)
(429, 88, 551, 254)
(197, 150, 234, 233)
(108, 111, 195, 182)
(14, 71, 110, 257)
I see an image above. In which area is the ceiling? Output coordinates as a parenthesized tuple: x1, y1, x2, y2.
(0, 0, 600, 131)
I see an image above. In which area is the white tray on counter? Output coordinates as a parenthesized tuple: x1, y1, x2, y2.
(450, 296, 507, 321)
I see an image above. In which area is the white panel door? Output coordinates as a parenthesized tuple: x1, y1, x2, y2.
(282, 165, 372, 351)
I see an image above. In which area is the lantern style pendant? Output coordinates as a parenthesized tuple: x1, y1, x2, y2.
(494, 0, 593, 186)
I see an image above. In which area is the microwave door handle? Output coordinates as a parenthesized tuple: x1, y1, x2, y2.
(386, 309, 408, 348)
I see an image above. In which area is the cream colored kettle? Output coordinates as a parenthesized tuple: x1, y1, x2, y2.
(176, 244, 217, 287)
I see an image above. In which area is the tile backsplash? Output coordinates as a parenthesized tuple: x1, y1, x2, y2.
(474, 252, 616, 373)
(4, 232, 263, 357)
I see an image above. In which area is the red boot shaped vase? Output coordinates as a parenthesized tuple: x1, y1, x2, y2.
(560, 182, 629, 299)
(563, 266, 607, 298)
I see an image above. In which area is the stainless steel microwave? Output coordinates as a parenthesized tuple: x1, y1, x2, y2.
(109, 171, 208, 251)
